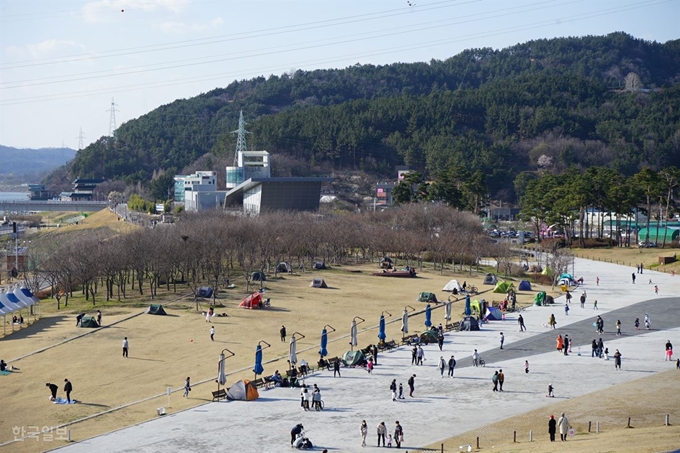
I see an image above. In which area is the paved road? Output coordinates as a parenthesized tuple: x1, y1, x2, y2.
(459, 296, 679, 368)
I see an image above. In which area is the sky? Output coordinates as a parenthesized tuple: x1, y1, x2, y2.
(0, 0, 678, 150)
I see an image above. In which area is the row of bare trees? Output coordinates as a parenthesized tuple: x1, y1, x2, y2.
(24, 205, 509, 308)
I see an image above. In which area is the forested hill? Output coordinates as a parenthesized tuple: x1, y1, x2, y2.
(65, 32, 680, 201)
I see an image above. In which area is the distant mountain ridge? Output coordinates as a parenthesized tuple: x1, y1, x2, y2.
(0, 145, 76, 183)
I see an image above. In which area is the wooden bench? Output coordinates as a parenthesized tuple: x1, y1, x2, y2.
(211, 388, 227, 401)
(401, 334, 419, 345)
(383, 340, 398, 350)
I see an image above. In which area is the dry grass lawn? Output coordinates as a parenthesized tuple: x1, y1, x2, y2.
(432, 369, 680, 453)
(2, 263, 529, 453)
(572, 246, 680, 274)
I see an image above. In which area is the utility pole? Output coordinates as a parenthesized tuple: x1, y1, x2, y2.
(107, 98, 119, 136)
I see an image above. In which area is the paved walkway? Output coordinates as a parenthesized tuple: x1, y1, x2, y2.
(53, 258, 680, 453)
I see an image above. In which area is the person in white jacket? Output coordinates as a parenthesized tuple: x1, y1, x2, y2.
(472, 349, 479, 367)
(557, 412, 571, 441)
(360, 420, 367, 447)
(377, 422, 387, 447)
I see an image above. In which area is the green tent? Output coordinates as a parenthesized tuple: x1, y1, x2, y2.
(417, 292, 438, 303)
(469, 300, 482, 314)
(493, 282, 514, 293)
(420, 330, 439, 344)
(147, 304, 167, 315)
(79, 316, 100, 328)
(534, 291, 546, 306)
(251, 271, 266, 281)
(342, 350, 365, 366)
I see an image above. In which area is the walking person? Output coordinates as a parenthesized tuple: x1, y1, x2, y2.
(63, 378, 73, 403)
(438, 356, 446, 377)
(210, 326, 215, 342)
(580, 291, 586, 308)
(437, 332, 444, 351)
(498, 369, 505, 391)
(632, 273, 636, 284)
(300, 385, 309, 410)
(360, 420, 368, 447)
(448, 355, 456, 377)
(518, 314, 526, 332)
(333, 359, 341, 378)
(472, 349, 479, 367)
(635, 318, 640, 330)
(183, 377, 191, 397)
(398, 383, 405, 399)
(596, 276, 600, 286)
(417, 345, 424, 365)
(591, 339, 598, 358)
(564, 304, 570, 316)
(556, 334, 563, 353)
(645, 313, 651, 329)
(122, 337, 129, 357)
(411, 346, 418, 365)
(548, 415, 557, 442)
(46, 382, 58, 401)
(616, 320, 622, 336)
(408, 374, 416, 397)
(558, 412, 571, 441)
(367, 357, 374, 374)
(563, 335, 569, 356)
(499, 332, 505, 350)
(280, 325, 286, 342)
(492, 371, 499, 392)
(665, 340, 673, 361)
(394, 421, 404, 448)
(390, 379, 397, 401)
(654, 285, 659, 295)
(593, 299, 598, 310)
(547, 383, 555, 397)
(614, 349, 622, 370)
(549, 314, 557, 329)
(525, 360, 529, 374)
(597, 338, 604, 358)
(377, 422, 386, 447)
(96, 309, 102, 326)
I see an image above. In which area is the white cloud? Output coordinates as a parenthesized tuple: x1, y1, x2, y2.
(82, 0, 189, 23)
(6, 39, 85, 59)
(156, 16, 224, 34)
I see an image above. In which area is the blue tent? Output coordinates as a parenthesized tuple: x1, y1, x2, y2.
(253, 345, 264, 377)
(518, 280, 532, 291)
(319, 329, 328, 358)
(424, 304, 432, 327)
(197, 287, 213, 298)
(378, 315, 387, 341)
(485, 307, 503, 321)
(465, 295, 471, 316)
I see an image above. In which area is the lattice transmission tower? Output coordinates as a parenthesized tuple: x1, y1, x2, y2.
(107, 98, 119, 136)
(75, 127, 86, 150)
(231, 110, 249, 166)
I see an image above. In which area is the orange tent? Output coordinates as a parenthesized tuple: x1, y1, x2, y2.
(226, 380, 260, 401)
(239, 292, 263, 309)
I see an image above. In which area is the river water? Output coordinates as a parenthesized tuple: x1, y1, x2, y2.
(0, 192, 29, 202)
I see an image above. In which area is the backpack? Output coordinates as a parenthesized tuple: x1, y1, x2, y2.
(492, 374, 499, 383)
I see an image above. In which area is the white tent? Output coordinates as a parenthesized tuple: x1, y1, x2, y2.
(442, 279, 463, 292)
(13, 285, 38, 319)
(0, 288, 23, 334)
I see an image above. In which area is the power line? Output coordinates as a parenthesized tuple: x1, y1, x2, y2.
(0, 0, 467, 69)
(0, 0, 563, 89)
(0, 0, 672, 107)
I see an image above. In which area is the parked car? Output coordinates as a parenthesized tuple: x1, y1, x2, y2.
(638, 241, 658, 248)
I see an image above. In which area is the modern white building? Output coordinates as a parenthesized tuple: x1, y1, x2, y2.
(225, 151, 271, 189)
(174, 171, 224, 211)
